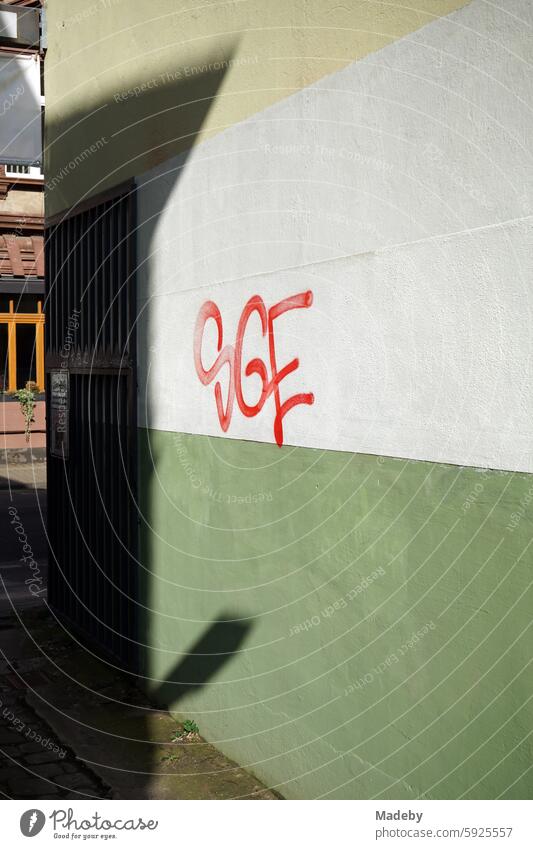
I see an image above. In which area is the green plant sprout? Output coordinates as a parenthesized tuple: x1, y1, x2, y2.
(171, 718, 200, 741)
(15, 386, 36, 442)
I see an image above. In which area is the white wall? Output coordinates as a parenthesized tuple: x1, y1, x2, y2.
(137, 0, 533, 472)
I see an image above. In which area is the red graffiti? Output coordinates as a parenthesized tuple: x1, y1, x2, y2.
(194, 291, 314, 447)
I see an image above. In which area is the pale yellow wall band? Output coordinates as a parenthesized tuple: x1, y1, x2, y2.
(45, 0, 471, 217)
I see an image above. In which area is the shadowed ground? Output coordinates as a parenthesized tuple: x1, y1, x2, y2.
(0, 465, 278, 799)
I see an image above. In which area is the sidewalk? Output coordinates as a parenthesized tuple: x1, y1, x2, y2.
(0, 461, 47, 617)
(0, 462, 46, 491)
(0, 608, 279, 800)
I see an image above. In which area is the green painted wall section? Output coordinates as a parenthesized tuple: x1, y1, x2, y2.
(138, 428, 533, 800)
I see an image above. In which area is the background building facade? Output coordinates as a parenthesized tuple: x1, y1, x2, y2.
(0, 0, 44, 451)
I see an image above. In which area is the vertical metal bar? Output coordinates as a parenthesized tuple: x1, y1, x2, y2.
(81, 211, 88, 359)
(78, 373, 85, 635)
(117, 203, 122, 356)
(92, 208, 97, 358)
(127, 188, 138, 670)
(100, 371, 109, 653)
(72, 214, 79, 354)
(102, 203, 108, 357)
(89, 369, 99, 644)
(60, 221, 66, 363)
(108, 373, 117, 658)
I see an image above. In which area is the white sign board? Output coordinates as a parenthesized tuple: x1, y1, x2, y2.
(0, 4, 39, 46)
(0, 52, 41, 164)
(0, 8, 17, 39)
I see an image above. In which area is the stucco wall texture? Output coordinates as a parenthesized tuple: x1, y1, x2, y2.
(45, 0, 533, 798)
(44, 0, 470, 217)
(139, 431, 533, 800)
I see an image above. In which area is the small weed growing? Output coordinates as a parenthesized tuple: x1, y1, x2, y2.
(171, 718, 200, 742)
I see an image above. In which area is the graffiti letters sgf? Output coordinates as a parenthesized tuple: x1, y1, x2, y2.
(194, 291, 314, 447)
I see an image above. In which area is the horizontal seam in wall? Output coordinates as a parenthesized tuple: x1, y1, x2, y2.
(136, 214, 531, 303)
(136, 426, 531, 478)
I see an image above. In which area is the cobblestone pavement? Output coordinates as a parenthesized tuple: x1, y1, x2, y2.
(0, 684, 109, 799)
(0, 610, 279, 800)
(0, 617, 109, 799)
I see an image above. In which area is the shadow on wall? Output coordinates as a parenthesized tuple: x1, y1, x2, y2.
(45, 39, 238, 217)
(42, 46, 255, 798)
(151, 616, 253, 706)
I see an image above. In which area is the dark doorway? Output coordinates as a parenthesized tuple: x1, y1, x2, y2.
(16, 323, 36, 388)
(45, 184, 138, 670)
(0, 323, 7, 392)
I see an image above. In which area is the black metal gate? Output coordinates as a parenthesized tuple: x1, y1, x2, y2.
(45, 183, 138, 671)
